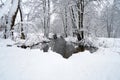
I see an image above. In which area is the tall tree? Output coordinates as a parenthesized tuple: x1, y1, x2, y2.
(76, 0, 84, 41)
(7, 0, 25, 39)
(100, 0, 120, 38)
(43, 0, 51, 38)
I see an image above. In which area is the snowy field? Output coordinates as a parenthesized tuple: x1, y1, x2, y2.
(0, 38, 120, 80)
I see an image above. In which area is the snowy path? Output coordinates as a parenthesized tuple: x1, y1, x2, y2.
(0, 39, 120, 80)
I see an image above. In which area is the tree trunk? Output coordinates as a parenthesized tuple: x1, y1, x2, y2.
(81, 0, 84, 39)
(64, 7, 68, 37)
(10, 5, 19, 39)
(46, 0, 50, 38)
(4, 25, 7, 39)
(18, 0, 25, 39)
(43, 0, 50, 38)
(76, 0, 85, 51)
(77, 0, 84, 41)
(70, 6, 77, 36)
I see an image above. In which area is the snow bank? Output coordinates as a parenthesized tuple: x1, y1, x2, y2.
(0, 38, 120, 80)
(66, 37, 120, 48)
(97, 38, 120, 48)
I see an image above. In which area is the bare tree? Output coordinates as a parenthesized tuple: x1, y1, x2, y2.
(43, 0, 51, 38)
(7, 0, 25, 39)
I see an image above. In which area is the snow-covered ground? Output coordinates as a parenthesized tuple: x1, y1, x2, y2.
(0, 38, 120, 80)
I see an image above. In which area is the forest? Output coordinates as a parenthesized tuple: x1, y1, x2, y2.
(0, 0, 120, 57)
(0, 0, 120, 80)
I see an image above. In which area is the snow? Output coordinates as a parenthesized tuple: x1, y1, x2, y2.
(9, 0, 18, 16)
(7, 0, 19, 29)
(0, 0, 11, 18)
(0, 38, 120, 80)
(96, 38, 120, 48)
